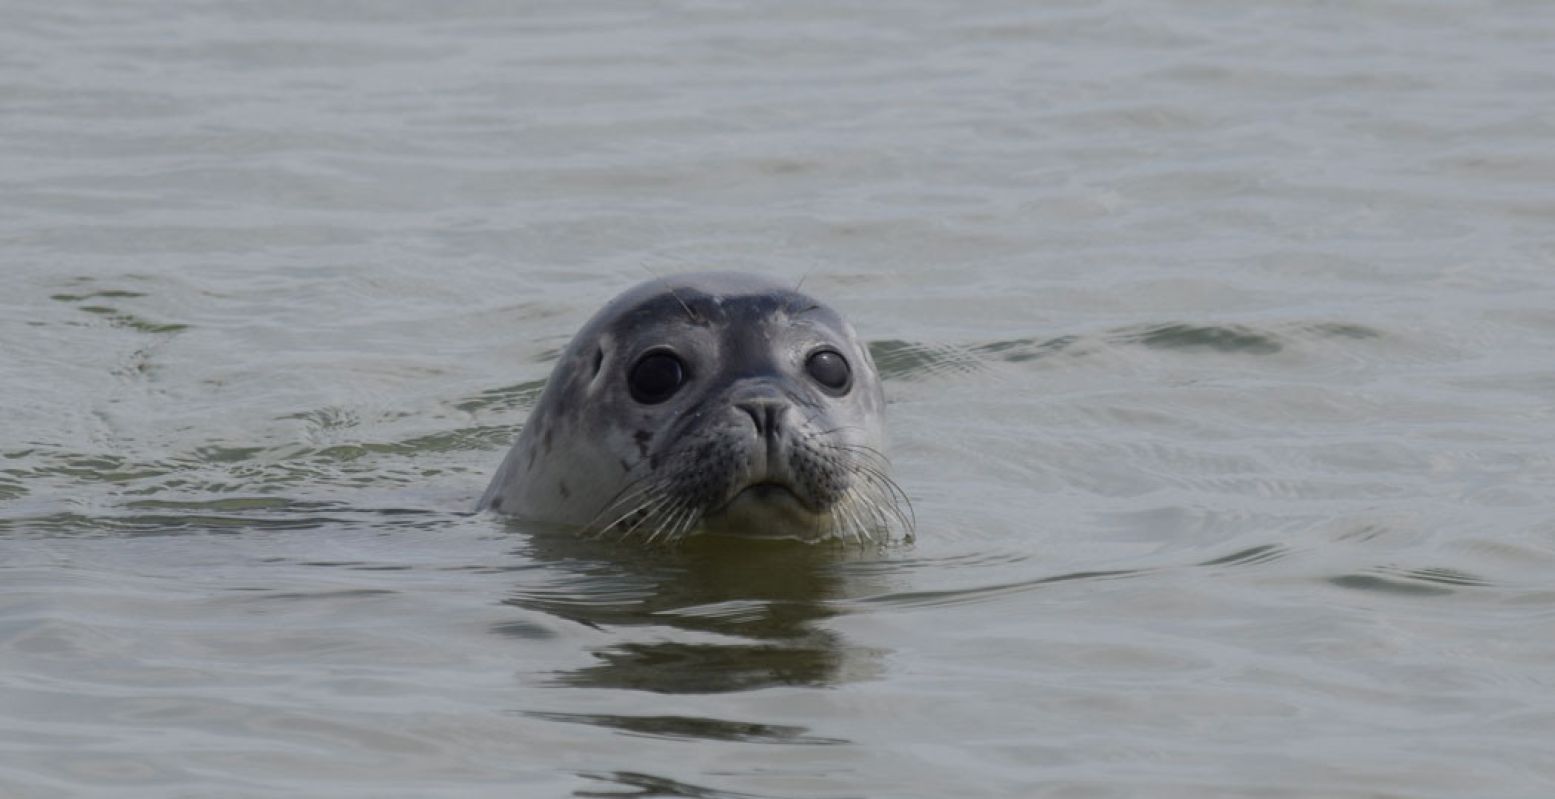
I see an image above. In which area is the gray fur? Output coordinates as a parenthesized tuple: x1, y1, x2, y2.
(480, 272, 909, 543)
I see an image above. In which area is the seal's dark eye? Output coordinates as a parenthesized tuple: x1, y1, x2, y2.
(628, 351, 686, 404)
(805, 349, 851, 394)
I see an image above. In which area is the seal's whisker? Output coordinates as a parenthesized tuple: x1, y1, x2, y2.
(652, 507, 686, 545)
(591, 488, 659, 539)
(643, 507, 675, 545)
(645, 498, 694, 546)
(854, 468, 914, 532)
(589, 500, 646, 540)
(869, 493, 903, 540)
(848, 486, 889, 540)
(857, 502, 880, 544)
(634, 499, 672, 545)
(835, 492, 870, 545)
(819, 447, 914, 534)
(668, 504, 702, 543)
(793, 267, 815, 294)
(640, 493, 688, 540)
(823, 439, 889, 459)
(582, 477, 657, 536)
(827, 498, 852, 543)
(851, 487, 906, 540)
(821, 447, 896, 483)
(832, 451, 914, 531)
(858, 487, 894, 542)
(805, 424, 852, 437)
(863, 482, 914, 537)
(617, 491, 676, 542)
(823, 441, 894, 468)
(804, 440, 911, 539)
(849, 504, 873, 545)
(819, 496, 846, 542)
(588, 493, 648, 538)
(824, 492, 852, 542)
(639, 263, 705, 325)
(614, 509, 648, 542)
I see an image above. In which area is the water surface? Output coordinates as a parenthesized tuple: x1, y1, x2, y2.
(4, 1, 1555, 797)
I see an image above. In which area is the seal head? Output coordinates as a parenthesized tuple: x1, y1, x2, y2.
(480, 272, 909, 543)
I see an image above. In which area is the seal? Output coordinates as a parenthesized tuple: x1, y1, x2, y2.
(480, 271, 910, 544)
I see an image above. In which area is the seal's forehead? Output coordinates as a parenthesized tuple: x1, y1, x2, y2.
(587, 272, 849, 338)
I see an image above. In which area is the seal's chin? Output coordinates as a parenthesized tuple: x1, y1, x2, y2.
(699, 482, 829, 541)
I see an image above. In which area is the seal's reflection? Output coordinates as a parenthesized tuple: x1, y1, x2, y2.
(500, 529, 883, 694)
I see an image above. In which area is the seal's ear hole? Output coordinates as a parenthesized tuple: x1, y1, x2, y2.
(592, 347, 604, 378)
(805, 348, 852, 396)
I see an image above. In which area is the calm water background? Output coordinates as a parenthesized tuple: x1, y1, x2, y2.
(4, 1, 1555, 797)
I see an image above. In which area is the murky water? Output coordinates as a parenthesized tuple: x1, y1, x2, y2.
(5, 1, 1555, 796)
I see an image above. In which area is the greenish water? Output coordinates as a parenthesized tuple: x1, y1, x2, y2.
(5, 1, 1555, 797)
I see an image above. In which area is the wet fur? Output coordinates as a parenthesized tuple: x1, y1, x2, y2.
(481, 272, 911, 544)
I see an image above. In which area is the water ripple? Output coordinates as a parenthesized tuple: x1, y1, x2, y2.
(868, 320, 1388, 381)
(525, 711, 849, 746)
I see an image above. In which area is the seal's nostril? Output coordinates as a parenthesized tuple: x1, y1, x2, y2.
(739, 403, 763, 434)
(736, 400, 784, 439)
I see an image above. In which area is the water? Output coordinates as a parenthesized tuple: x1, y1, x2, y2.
(4, 1, 1555, 796)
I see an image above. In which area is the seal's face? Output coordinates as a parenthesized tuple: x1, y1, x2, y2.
(481, 272, 910, 544)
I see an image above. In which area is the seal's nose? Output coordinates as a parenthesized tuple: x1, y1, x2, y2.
(736, 398, 785, 440)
